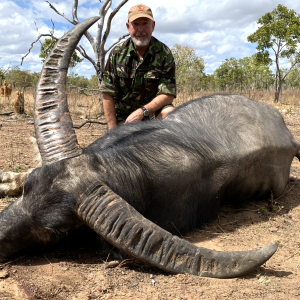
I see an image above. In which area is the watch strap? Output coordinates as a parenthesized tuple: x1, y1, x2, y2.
(141, 106, 149, 117)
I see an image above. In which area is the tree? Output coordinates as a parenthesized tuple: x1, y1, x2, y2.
(214, 58, 243, 91)
(88, 75, 100, 89)
(171, 44, 205, 98)
(5, 66, 39, 92)
(0, 57, 11, 85)
(247, 4, 300, 102)
(212, 55, 274, 92)
(40, 38, 83, 68)
(283, 58, 300, 89)
(239, 55, 274, 91)
(22, 0, 129, 87)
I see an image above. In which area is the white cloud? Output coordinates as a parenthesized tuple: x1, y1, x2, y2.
(1, 0, 300, 77)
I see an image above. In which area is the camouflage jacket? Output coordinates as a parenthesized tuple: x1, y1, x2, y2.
(99, 37, 176, 119)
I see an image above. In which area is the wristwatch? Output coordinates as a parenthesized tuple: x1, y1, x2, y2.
(141, 106, 149, 117)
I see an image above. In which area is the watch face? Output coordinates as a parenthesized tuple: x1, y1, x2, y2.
(142, 107, 149, 116)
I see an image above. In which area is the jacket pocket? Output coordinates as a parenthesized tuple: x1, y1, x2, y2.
(144, 70, 161, 92)
(116, 64, 133, 89)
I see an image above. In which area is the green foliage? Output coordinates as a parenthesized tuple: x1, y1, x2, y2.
(200, 74, 218, 91)
(248, 5, 300, 60)
(68, 72, 90, 90)
(88, 75, 99, 89)
(213, 55, 274, 91)
(214, 57, 243, 91)
(4, 66, 39, 90)
(283, 58, 300, 89)
(247, 4, 300, 101)
(14, 165, 22, 173)
(40, 38, 83, 68)
(171, 44, 205, 97)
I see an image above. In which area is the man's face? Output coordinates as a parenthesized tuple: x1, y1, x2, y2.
(126, 17, 155, 47)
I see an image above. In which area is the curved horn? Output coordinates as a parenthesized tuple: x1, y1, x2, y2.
(34, 17, 100, 165)
(76, 185, 278, 278)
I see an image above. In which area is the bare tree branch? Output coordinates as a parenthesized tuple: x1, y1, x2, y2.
(97, 0, 129, 79)
(72, 0, 79, 23)
(44, 38, 58, 55)
(100, 0, 129, 55)
(23, 0, 128, 87)
(21, 33, 59, 66)
(46, 0, 97, 53)
(105, 33, 130, 54)
(0, 112, 14, 116)
(70, 86, 100, 92)
(50, 19, 55, 35)
(46, 1, 76, 25)
(282, 56, 300, 81)
(83, 32, 96, 51)
(76, 46, 97, 72)
(73, 120, 107, 129)
(69, 84, 101, 95)
(1, 64, 11, 76)
(96, 0, 113, 52)
(21, 19, 58, 66)
(81, 91, 100, 96)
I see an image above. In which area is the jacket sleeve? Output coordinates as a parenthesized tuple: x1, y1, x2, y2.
(157, 47, 177, 98)
(99, 51, 120, 98)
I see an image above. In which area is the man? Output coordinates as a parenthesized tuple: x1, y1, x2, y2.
(100, 4, 176, 130)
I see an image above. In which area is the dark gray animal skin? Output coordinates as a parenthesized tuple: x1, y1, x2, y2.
(0, 94, 298, 277)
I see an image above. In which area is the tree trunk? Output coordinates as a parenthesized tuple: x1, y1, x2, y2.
(274, 81, 282, 103)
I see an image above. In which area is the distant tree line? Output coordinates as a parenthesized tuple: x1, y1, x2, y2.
(1, 4, 300, 103)
(2, 50, 300, 101)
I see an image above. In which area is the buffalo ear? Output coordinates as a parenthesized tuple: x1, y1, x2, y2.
(34, 17, 100, 165)
(76, 184, 278, 278)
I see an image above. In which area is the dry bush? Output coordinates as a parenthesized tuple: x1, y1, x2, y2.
(0, 81, 13, 105)
(174, 89, 300, 110)
(0, 81, 7, 97)
(68, 89, 104, 119)
(23, 87, 104, 119)
(0, 81, 12, 98)
(14, 91, 24, 114)
(2, 81, 7, 97)
(6, 84, 12, 97)
(9, 87, 300, 120)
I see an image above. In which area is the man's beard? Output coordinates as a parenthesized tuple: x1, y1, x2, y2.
(131, 35, 151, 47)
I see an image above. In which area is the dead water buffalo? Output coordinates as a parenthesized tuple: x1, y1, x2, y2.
(0, 17, 299, 278)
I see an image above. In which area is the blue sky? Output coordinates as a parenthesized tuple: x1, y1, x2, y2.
(1, 0, 300, 77)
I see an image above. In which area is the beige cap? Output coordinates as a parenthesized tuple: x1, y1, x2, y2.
(128, 4, 154, 22)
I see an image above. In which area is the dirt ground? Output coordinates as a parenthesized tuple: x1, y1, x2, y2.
(0, 94, 300, 299)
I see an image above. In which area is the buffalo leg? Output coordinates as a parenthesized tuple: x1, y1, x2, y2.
(0, 171, 32, 198)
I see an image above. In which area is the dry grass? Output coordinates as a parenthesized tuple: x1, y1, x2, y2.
(174, 89, 300, 106)
(174, 89, 300, 119)
(0, 87, 104, 119)
(1, 87, 300, 119)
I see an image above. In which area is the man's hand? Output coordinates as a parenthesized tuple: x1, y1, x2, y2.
(125, 108, 144, 123)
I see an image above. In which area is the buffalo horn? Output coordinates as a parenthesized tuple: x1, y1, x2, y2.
(34, 17, 100, 165)
(76, 185, 278, 278)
